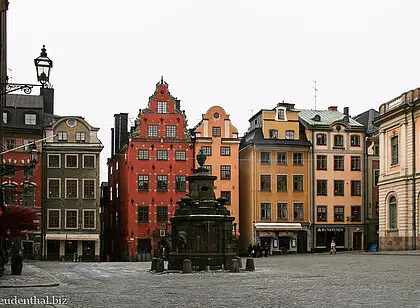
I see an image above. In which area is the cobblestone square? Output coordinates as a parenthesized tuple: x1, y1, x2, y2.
(1, 253, 420, 307)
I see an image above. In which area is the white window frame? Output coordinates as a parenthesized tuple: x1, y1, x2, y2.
(2, 112, 7, 124)
(47, 178, 61, 199)
(259, 173, 272, 192)
(65, 154, 78, 168)
(65, 178, 79, 199)
(24, 113, 37, 125)
(157, 101, 167, 113)
(116, 183, 119, 198)
(82, 209, 96, 230)
(260, 202, 272, 220)
(116, 161, 119, 170)
(75, 131, 86, 142)
(82, 178, 96, 199)
(48, 154, 61, 168)
(292, 174, 304, 192)
(65, 209, 78, 229)
(82, 154, 96, 168)
(275, 107, 287, 121)
(47, 209, 61, 229)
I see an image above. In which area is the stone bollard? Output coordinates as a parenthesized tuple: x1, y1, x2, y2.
(182, 259, 192, 274)
(230, 259, 240, 273)
(151, 257, 157, 271)
(245, 258, 255, 271)
(236, 256, 242, 268)
(155, 258, 164, 273)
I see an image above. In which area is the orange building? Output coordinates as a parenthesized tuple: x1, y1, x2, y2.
(239, 102, 311, 254)
(190, 106, 240, 235)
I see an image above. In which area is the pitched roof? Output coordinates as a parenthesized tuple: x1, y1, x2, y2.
(6, 94, 43, 109)
(298, 109, 364, 128)
(354, 109, 380, 135)
(240, 127, 311, 149)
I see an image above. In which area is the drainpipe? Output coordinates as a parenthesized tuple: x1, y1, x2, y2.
(363, 136, 368, 251)
(408, 101, 416, 250)
(311, 130, 315, 252)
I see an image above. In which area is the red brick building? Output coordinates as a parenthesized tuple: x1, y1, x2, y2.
(107, 78, 193, 261)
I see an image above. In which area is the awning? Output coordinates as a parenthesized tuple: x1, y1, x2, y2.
(46, 234, 99, 241)
(255, 222, 303, 231)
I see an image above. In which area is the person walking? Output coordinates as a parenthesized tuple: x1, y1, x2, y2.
(330, 239, 336, 254)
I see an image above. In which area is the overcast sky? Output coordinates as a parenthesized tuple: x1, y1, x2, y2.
(6, 0, 420, 182)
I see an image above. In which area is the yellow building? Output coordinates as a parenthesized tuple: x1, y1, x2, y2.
(191, 106, 240, 235)
(239, 102, 311, 254)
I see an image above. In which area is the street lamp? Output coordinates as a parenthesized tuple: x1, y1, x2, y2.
(34, 45, 53, 87)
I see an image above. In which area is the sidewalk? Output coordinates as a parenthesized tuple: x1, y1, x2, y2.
(0, 262, 60, 288)
(365, 250, 420, 256)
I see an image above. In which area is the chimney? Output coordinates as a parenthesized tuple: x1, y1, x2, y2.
(175, 99, 181, 111)
(328, 106, 338, 111)
(114, 113, 129, 152)
(111, 128, 115, 157)
(114, 114, 121, 153)
(40, 87, 54, 114)
(343, 107, 349, 116)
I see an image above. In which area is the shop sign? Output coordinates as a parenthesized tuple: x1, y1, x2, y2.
(316, 227, 344, 232)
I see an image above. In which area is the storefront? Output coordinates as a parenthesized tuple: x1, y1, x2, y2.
(45, 233, 100, 261)
(314, 226, 365, 251)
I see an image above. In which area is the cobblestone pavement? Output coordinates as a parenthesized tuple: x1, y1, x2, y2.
(1, 253, 420, 307)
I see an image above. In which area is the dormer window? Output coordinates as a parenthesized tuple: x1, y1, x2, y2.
(285, 130, 295, 140)
(24, 113, 36, 125)
(3, 112, 8, 124)
(276, 108, 286, 121)
(57, 131, 68, 142)
(269, 129, 278, 139)
(75, 132, 86, 143)
(157, 102, 167, 114)
(312, 114, 321, 121)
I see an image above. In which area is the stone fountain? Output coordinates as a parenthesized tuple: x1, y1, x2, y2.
(168, 150, 236, 271)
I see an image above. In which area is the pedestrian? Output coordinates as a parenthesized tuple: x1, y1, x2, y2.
(256, 243, 261, 258)
(330, 239, 336, 254)
(248, 244, 253, 257)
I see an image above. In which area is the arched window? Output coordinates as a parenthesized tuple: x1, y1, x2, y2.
(389, 196, 397, 229)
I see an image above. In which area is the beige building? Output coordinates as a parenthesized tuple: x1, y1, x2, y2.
(191, 106, 240, 234)
(375, 87, 420, 250)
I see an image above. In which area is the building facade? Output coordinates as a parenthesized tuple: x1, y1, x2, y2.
(299, 107, 365, 251)
(107, 79, 193, 261)
(42, 116, 103, 261)
(190, 106, 240, 236)
(375, 87, 420, 250)
(239, 102, 311, 254)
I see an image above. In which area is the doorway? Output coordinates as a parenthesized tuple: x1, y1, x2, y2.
(353, 232, 363, 250)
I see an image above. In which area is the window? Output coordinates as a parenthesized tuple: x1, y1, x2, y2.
(317, 180, 328, 196)
(212, 127, 221, 137)
(2, 112, 7, 124)
(157, 175, 168, 191)
(277, 203, 288, 220)
(334, 135, 344, 147)
(66, 154, 78, 168)
(293, 153, 303, 166)
(83, 179, 95, 199)
(334, 206, 344, 222)
(260, 175, 271, 192)
(285, 130, 295, 140)
(148, 125, 158, 137)
(65, 179, 78, 198)
(75, 132, 86, 142)
(57, 132, 68, 141)
(22, 183, 35, 206)
(277, 152, 287, 165)
(269, 129, 278, 139)
(276, 175, 287, 192)
(389, 196, 397, 229)
(221, 191, 231, 205)
(220, 165, 231, 180)
(138, 150, 149, 160)
(83, 210, 95, 229)
(220, 146, 231, 156)
(351, 206, 361, 222)
(138, 207, 149, 223)
(317, 206, 327, 222)
(157, 101, 167, 113)
(391, 136, 399, 165)
(351, 180, 361, 196)
(47, 209, 60, 229)
(316, 155, 327, 170)
(116, 161, 119, 170)
(351, 135, 360, 147)
(334, 180, 344, 196)
(175, 176, 186, 192)
(65, 210, 78, 229)
(334, 156, 344, 171)
(157, 150, 168, 160)
(260, 152, 271, 165)
(175, 150, 186, 161)
(5, 138, 15, 150)
(293, 203, 304, 220)
(3, 184, 16, 204)
(116, 183, 119, 198)
(203, 165, 212, 174)
(24, 113, 36, 125)
(293, 175, 303, 192)
(48, 179, 60, 198)
(82, 155, 94, 168)
(138, 175, 149, 191)
(351, 156, 361, 171)
(316, 134, 327, 146)
(260, 203, 272, 220)
(277, 109, 285, 120)
(157, 206, 168, 222)
(201, 146, 212, 156)
(374, 169, 380, 186)
(47, 154, 60, 168)
(166, 125, 177, 138)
